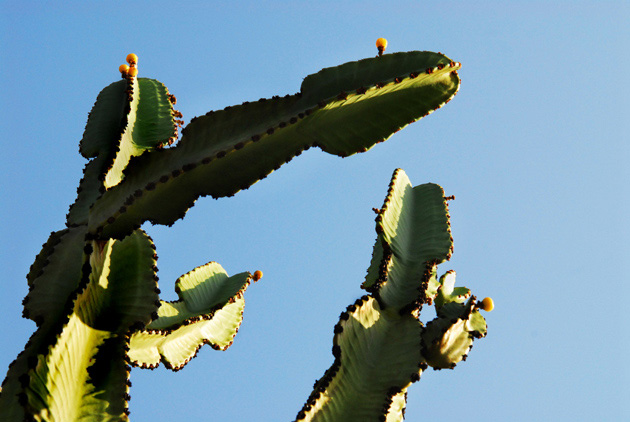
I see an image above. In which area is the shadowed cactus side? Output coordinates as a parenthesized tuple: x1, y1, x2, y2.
(0, 45, 490, 421)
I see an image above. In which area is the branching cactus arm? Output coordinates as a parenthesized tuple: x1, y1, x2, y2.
(87, 52, 461, 239)
(295, 169, 491, 422)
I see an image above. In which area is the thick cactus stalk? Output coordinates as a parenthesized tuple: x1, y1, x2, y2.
(294, 169, 489, 421)
(0, 46, 489, 422)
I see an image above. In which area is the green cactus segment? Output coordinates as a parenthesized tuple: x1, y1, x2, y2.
(86, 52, 460, 239)
(299, 58, 461, 157)
(421, 272, 487, 370)
(434, 271, 471, 310)
(79, 80, 128, 159)
(296, 296, 423, 422)
(23, 226, 88, 325)
(300, 51, 455, 105)
(133, 78, 178, 150)
(23, 230, 158, 421)
(128, 298, 245, 370)
(127, 262, 253, 370)
(104, 78, 177, 189)
(422, 298, 487, 370)
(362, 169, 452, 312)
(66, 154, 111, 226)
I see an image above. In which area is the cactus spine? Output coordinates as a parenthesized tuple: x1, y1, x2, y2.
(0, 46, 490, 421)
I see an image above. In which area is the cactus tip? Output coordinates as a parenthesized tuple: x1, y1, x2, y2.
(479, 297, 494, 312)
(253, 270, 263, 281)
(376, 38, 387, 56)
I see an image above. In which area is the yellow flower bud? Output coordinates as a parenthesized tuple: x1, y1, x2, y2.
(126, 53, 138, 65)
(480, 297, 494, 312)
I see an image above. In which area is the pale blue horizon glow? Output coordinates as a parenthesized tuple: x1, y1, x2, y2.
(1, 1, 628, 421)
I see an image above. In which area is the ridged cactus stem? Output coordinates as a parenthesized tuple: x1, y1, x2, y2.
(0, 46, 490, 422)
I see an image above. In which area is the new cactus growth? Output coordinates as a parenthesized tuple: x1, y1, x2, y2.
(1, 47, 490, 421)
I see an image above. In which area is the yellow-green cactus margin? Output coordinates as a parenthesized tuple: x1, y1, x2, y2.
(127, 262, 256, 370)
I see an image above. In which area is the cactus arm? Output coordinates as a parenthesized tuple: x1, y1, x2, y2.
(296, 296, 424, 422)
(104, 78, 178, 188)
(296, 169, 489, 420)
(79, 80, 129, 159)
(128, 299, 245, 370)
(21, 230, 159, 421)
(361, 169, 453, 312)
(127, 262, 255, 370)
(22, 226, 88, 325)
(85, 52, 460, 239)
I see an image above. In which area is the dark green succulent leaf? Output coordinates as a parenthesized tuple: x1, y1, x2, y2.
(364, 169, 452, 311)
(86, 52, 460, 239)
(134, 78, 178, 150)
(79, 80, 128, 159)
(23, 225, 88, 325)
(66, 154, 110, 226)
(296, 296, 423, 422)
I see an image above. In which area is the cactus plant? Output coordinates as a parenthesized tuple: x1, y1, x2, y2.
(0, 46, 489, 421)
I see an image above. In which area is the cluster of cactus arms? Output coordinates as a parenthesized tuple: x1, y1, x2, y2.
(0, 43, 492, 421)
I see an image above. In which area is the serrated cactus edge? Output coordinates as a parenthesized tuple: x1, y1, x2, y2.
(0, 46, 491, 421)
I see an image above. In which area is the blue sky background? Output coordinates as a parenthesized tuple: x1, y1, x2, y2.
(1, 1, 628, 421)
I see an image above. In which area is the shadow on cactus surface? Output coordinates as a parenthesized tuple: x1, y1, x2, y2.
(0, 45, 492, 421)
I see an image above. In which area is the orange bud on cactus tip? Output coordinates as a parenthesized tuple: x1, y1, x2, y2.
(252, 270, 263, 281)
(119, 64, 129, 74)
(127, 67, 138, 78)
(479, 297, 494, 312)
(376, 38, 387, 56)
(126, 53, 138, 65)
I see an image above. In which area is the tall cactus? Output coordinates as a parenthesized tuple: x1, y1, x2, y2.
(0, 45, 490, 421)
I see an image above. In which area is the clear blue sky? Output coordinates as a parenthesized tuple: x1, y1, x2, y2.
(1, 1, 628, 421)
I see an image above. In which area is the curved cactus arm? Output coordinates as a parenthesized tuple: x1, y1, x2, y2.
(127, 262, 255, 370)
(128, 298, 245, 370)
(295, 296, 424, 422)
(297, 168, 490, 420)
(86, 52, 461, 239)
(104, 77, 178, 189)
(79, 80, 129, 159)
(361, 169, 453, 312)
(18, 230, 159, 421)
(22, 226, 88, 325)
(67, 77, 177, 228)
